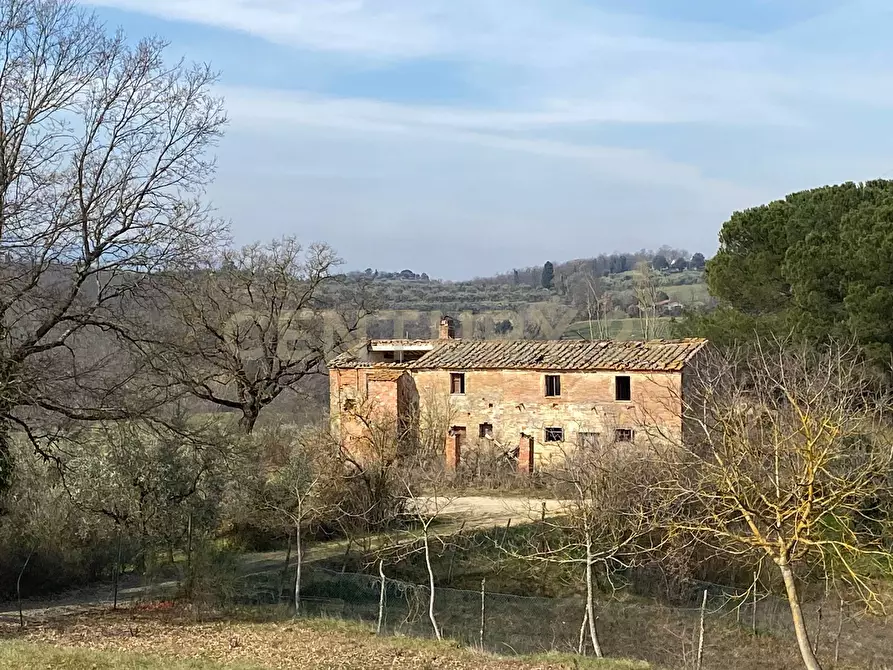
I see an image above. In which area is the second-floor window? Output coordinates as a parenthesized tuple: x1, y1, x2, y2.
(615, 375, 631, 401)
(450, 372, 466, 395)
(545, 374, 561, 397)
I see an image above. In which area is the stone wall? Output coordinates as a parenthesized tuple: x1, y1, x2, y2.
(331, 366, 685, 470)
(412, 368, 682, 468)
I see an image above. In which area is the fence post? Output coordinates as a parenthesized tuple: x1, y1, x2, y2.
(751, 571, 757, 634)
(696, 589, 707, 670)
(17, 547, 34, 628)
(479, 578, 486, 650)
(377, 560, 386, 635)
(834, 597, 844, 667)
(500, 518, 512, 546)
(113, 528, 123, 610)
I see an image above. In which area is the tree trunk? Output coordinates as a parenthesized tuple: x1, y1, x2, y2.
(279, 530, 292, 602)
(578, 607, 588, 655)
(423, 528, 441, 640)
(584, 534, 604, 658)
(239, 405, 259, 434)
(696, 589, 707, 670)
(377, 560, 386, 635)
(0, 417, 13, 498)
(779, 563, 822, 670)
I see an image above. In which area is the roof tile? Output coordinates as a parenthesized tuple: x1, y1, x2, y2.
(330, 338, 707, 372)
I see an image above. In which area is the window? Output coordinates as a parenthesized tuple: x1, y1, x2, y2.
(614, 428, 634, 443)
(577, 431, 600, 448)
(450, 372, 466, 395)
(615, 375, 631, 401)
(544, 427, 564, 442)
(545, 374, 561, 397)
(479, 423, 493, 439)
(450, 426, 467, 446)
(383, 351, 395, 360)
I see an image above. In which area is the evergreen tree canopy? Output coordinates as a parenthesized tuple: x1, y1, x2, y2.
(706, 180, 893, 365)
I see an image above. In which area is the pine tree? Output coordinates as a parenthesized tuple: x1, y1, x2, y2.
(541, 261, 554, 289)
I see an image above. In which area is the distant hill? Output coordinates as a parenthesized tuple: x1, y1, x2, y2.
(348, 248, 713, 340)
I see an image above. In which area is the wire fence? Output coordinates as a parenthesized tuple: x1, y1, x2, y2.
(231, 565, 891, 669)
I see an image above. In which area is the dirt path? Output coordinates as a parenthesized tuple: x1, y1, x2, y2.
(436, 495, 565, 530)
(0, 495, 561, 623)
(0, 576, 178, 624)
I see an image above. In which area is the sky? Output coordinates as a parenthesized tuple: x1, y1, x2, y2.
(83, 0, 893, 279)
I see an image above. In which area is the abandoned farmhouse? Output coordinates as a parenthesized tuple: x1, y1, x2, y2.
(328, 320, 708, 471)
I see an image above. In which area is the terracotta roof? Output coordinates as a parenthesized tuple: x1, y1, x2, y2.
(330, 338, 707, 372)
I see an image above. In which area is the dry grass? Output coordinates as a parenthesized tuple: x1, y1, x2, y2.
(0, 609, 648, 670)
(0, 639, 261, 669)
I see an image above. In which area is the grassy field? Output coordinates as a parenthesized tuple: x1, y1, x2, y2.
(661, 282, 711, 304)
(0, 612, 648, 670)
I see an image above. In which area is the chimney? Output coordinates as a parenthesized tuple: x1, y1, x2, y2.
(439, 316, 455, 340)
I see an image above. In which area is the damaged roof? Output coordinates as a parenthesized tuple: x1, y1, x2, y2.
(329, 338, 707, 372)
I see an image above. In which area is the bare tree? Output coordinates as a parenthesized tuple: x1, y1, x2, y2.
(0, 0, 227, 492)
(655, 339, 893, 670)
(585, 276, 613, 341)
(510, 438, 660, 658)
(633, 261, 666, 340)
(145, 237, 369, 433)
(256, 428, 331, 613)
(377, 467, 457, 641)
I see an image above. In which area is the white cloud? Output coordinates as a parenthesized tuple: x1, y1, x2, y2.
(85, 0, 851, 128)
(81, 0, 893, 276)
(219, 86, 765, 206)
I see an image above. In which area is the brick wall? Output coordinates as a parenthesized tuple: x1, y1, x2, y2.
(331, 365, 685, 470)
(330, 368, 406, 460)
(411, 368, 682, 468)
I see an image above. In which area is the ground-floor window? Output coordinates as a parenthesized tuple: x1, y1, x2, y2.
(614, 428, 634, 443)
(544, 427, 564, 442)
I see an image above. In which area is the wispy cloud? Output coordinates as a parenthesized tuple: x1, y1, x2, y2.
(81, 0, 893, 277)
(85, 0, 847, 128)
(220, 85, 764, 201)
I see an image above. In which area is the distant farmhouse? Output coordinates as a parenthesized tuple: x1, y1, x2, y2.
(328, 318, 707, 471)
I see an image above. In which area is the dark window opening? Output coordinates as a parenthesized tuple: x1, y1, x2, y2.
(450, 426, 467, 446)
(615, 428, 634, 443)
(577, 431, 600, 448)
(479, 423, 493, 439)
(615, 375, 631, 401)
(544, 427, 564, 442)
(383, 351, 395, 360)
(545, 375, 561, 397)
(450, 373, 466, 395)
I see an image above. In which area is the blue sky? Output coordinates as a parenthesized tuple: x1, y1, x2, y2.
(84, 0, 893, 279)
